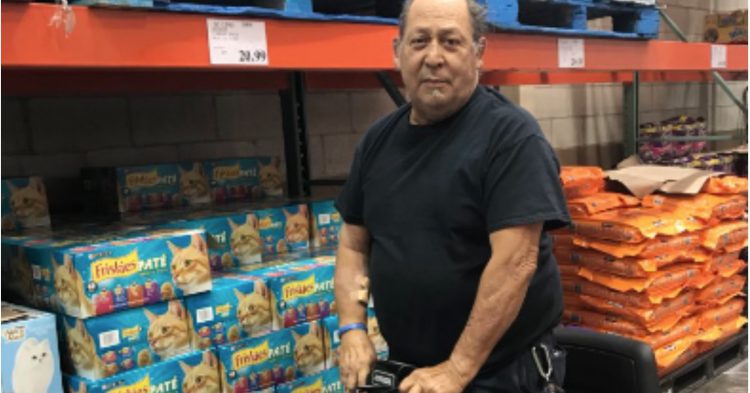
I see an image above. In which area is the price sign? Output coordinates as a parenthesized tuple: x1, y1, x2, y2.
(207, 18, 269, 66)
(711, 45, 727, 69)
(558, 38, 585, 68)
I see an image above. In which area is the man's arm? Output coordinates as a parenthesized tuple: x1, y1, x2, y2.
(449, 222, 543, 381)
(335, 222, 377, 389)
(335, 222, 371, 325)
(400, 223, 543, 392)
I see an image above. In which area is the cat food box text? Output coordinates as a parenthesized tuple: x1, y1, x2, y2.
(205, 158, 264, 204)
(60, 300, 193, 381)
(5, 225, 147, 311)
(43, 228, 211, 318)
(322, 310, 388, 370)
(81, 162, 208, 215)
(159, 211, 263, 271)
(217, 327, 295, 391)
(263, 258, 335, 330)
(186, 275, 273, 350)
(217, 322, 324, 392)
(2, 176, 51, 230)
(276, 368, 344, 393)
(310, 200, 342, 249)
(2, 303, 64, 393)
(64, 349, 219, 393)
(256, 204, 311, 257)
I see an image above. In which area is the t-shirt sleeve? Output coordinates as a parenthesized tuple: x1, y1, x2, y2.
(335, 144, 366, 225)
(483, 134, 571, 233)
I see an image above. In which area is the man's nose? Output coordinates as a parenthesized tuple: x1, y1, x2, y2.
(424, 41, 444, 68)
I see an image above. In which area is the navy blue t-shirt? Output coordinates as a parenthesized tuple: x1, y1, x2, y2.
(336, 86, 571, 375)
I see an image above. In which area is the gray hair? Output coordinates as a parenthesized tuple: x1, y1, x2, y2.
(398, 0, 488, 45)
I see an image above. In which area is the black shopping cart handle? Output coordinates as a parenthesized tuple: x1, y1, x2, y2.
(357, 360, 416, 392)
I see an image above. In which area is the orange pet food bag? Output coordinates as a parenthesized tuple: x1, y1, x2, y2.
(561, 276, 657, 309)
(567, 193, 641, 218)
(643, 193, 747, 224)
(573, 208, 698, 243)
(560, 167, 606, 200)
(702, 221, 749, 252)
(635, 317, 698, 350)
(577, 264, 704, 296)
(702, 176, 748, 195)
(696, 298, 746, 330)
(563, 309, 650, 337)
(573, 233, 702, 259)
(654, 336, 696, 371)
(578, 291, 695, 327)
(696, 275, 747, 305)
(567, 248, 680, 278)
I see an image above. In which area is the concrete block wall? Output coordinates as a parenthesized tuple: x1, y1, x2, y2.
(1, 90, 399, 211)
(2, 1, 746, 212)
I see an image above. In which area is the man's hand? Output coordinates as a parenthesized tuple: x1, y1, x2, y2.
(399, 359, 471, 393)
(339, 329, 377, 389)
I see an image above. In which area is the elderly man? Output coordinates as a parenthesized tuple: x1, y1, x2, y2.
(333, 0, 570, 392)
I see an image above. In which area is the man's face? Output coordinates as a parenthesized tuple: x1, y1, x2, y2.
(395, 0, 484, 122)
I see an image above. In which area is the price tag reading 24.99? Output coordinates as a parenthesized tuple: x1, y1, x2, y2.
(207, 18, 269, 66)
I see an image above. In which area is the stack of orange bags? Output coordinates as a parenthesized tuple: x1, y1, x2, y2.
(556, 167, 748, 376)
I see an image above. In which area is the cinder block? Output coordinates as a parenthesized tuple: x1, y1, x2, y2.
(18, 153, 85, 178)
(306, 92, 353, 136)
(537, 119, 554, 143)
(323, 134, 360, 176)
(27, 97, 130, 154)
(551, 117, 586, 150)
(530, 85, 586, 119)
(130, 95, 217, 145)
(638, 84, 654, 112)
(584, 115, 623, 145)
(307, 135, 325, 179)
(253, 137, 285, 158)
(712, 106, 746, 132)
(2, 98, 30, 155)
(177, 141, 256, 161)
(583, 84, 624, 115)
(351, 90, 398, 133)
(2, 155, 25, 177)
(688, 9, 709, 37)
(714, 81, 748, 107)
(216, 92, 283, 140)
(85, 145, 180, 167)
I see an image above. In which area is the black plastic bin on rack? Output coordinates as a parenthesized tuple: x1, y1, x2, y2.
(554, 327, 660, 393)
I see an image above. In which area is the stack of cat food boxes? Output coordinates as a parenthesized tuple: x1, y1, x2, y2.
(2, 157, 389, 392)
(556, 166, 748, 376)
(2, 221, 217, 392)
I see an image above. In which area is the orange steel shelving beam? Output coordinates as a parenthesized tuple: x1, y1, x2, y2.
(1, 3, 747, 94)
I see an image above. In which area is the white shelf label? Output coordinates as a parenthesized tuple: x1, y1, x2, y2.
(196, 307, 214, 324)
(99, 330, 120, 349)
(207, 18, 269, 66)
(558, 38, 585, 69)
(318, 214, 331, 225)
(711, 45, 727, 69)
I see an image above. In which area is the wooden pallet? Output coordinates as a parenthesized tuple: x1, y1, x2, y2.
(659, 328, 748, 393)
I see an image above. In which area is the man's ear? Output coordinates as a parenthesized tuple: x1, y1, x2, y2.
(393, 37, 401, 69)
(475, 37, 487, 68)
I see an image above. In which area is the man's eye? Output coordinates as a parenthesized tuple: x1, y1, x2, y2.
(446, 38, 460, 46)
(411, 37, 428, 45)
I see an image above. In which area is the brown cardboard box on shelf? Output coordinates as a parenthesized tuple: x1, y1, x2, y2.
(605, 165, 723, 198)
(704, 9, 748, 44)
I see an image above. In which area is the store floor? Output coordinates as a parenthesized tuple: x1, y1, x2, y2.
(689, 359, 747, 393)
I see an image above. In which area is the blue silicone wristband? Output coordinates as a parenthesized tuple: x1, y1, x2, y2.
(339, 322, 367, 337)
